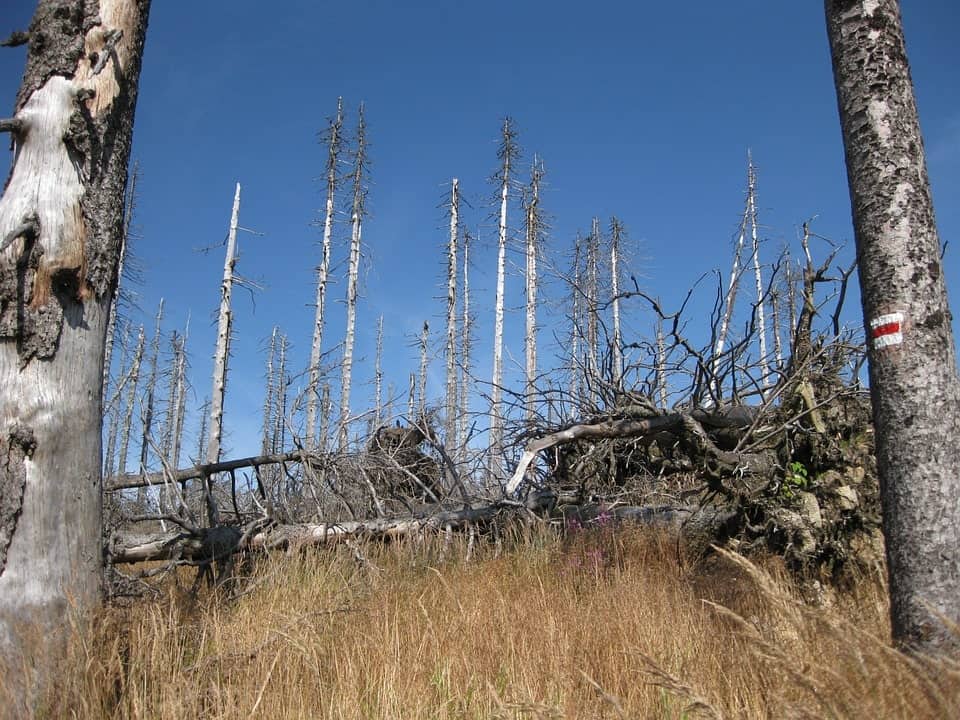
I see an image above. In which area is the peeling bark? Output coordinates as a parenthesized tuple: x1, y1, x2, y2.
(0, 0, 152, 704)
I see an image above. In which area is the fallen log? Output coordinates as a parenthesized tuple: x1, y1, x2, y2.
(504, 411, 777, 496)
(505, 414, 685, 495)
(110, 504, 509, 564)
(105, 449, 318, 491)
(108, 501, 732, 565)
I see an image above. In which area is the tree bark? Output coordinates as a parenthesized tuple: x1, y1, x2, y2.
(207, 184, 240, 468)
(490, 118, 517, 475)
(339, 104, 366, 451)
(445, 179, 459, 448)
(524, 160, 544, 424)
(0, 0, 151, 705)
(306, 98, 342, 447)
(609, 217, 624, 391)
(826, 0, 960, 652)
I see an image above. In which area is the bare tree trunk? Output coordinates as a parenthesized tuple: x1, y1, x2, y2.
(445, 179, 459, 445)
(656, 308, 667, 408)
(318, 382, 331, 453)
(586, 218, 601, 399)
(274, 333, 288, 456)
(569, 235, 583, 407)
(0, 0, 151, 705)
(118, 325, 145, 474)
(306, 98, 343, 447)
(407, 372, 416, 421)
(207, 184, 240, 467)
(826, 0, 960, 652)
(136, 299, 163, 506)
(204, 184, 242, 526)
(160, 327, 185, 513)
(785, 252, 798, 355)
(102, 160, 139, 398)
(170, 321, 188, 473)
(609, 217, 624, 392)
(713, 204, 749, 395)
(747, 153, 770, 390)
(490, 118, 518, 472)
(524, 159, 544, 425)
(771, 286, 784, 372)
(339, 104, 367, 452)
(458, 229, 473, 454)
(418, 321, 429, 418)
(375, 314, 384, 428)
(262, 327, 278, 456)
(104, 322, 132, 478)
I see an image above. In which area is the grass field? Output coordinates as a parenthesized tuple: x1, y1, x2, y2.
(9, 524, 960, 719)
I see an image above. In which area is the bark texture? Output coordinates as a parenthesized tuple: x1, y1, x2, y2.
(826, 0, 960, 651)
(0, 0, 151, 704)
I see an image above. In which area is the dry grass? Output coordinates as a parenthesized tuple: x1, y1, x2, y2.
(7, 525, 960, 719)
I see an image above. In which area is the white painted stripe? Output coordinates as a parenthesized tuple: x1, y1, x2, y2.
(870, 312, 903, 329)
(873, 332, 903, 349)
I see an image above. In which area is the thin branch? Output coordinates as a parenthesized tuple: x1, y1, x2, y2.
(0, 30, 29, 47)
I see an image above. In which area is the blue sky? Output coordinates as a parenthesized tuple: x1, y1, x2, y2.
(2, 1, 959, 463)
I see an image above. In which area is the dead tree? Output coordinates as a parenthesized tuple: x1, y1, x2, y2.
(586, 218, 601, 402)
(207, 184, 240, 467)
(524, 158, 546, 425)
(306, 98, 343, 447)
(826, 0, 960, 651)
(136, 299, 164, 507)
(490, 118, 519, 474)
(204, 184, 242, 525)
(445, 179, 459, 449)
(746, 153, 770, 391)
(609, 217, 625, 391)
(104, 322, 133, 478)
(375, 314, 384, 427)
(458, 228, 474, 456)
(0, 0, 152, 704)
(102, 160, 139, 398)
(418, 321, 429, 418)
(339, 104, 367, 451)
(117, 325, 146, 475)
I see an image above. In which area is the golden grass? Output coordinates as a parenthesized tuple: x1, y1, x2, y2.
(9, 525, 960, 719)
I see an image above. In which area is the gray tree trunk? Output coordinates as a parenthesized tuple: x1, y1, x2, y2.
(524, 160, 544, 425)
(0, 0, 151, 706)
(339, 105, 366, 452)
(445, 179, 459, 447)
(490, 118, 517, 474)
(306, 98, 343, 447)
(207, 183, 241, 469)
(826, 0, 960, 651)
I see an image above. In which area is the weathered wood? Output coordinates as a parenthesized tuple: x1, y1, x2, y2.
(826, 0, 960, 651)
(0, 0, 151, 707)
(105, 449, 317, 491)
(109, 501, 726, 565)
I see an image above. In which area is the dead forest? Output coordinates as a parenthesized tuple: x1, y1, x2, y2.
(102, 111, 881, 598)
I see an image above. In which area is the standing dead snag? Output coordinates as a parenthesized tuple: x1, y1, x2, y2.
(490, 117, 518, 475)
(524, 158, 545, 425)
(0, 0, 151, 705)
(339, 103, 367, 452)
(826, 0, 960, 652)
(445, 179, 459, 451)
(203, 183, 242, 526)
(306, 98, 343, 448)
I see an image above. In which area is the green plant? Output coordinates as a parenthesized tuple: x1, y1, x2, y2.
(782, 461, 809, 499)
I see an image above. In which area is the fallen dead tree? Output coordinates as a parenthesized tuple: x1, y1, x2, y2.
(105, 449, 316, 491)
(108, 498, 732, 569)
(505, 403, 778, 498)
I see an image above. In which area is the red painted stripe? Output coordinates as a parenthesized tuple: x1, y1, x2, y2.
(871, 321, 901, 338)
